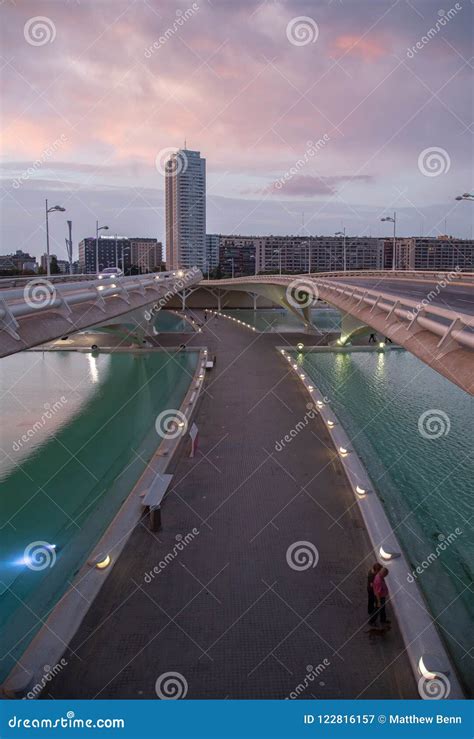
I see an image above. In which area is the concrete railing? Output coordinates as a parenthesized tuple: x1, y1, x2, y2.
(0, 270, 201, 346)
(202, 269, 474, 285)
(317, 279, 474, 351)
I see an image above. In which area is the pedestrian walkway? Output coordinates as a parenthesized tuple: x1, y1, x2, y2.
(45, 312, 416, 699)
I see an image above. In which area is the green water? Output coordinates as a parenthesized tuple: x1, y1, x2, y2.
(0, 349, 197, 680)
(154, 311, 193, 333)
(222, 307, 341, 333)
(296, 349, 473, 694)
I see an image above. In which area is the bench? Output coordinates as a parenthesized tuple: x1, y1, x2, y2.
(141, 473, 173, 530)
(205, 360, 214, 370)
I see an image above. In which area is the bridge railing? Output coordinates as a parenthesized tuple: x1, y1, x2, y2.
(0, 270, 202, 342)
(316, 279, 474, 351)
(202, 270, 474, 285)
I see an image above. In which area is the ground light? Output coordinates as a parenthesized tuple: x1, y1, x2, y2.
(88, 553, 111, 569)
(418, 654, 448, 680)
(379, 546, 400, 561)
(355, 485, 367, 496)
(339, 446, 349, 456)
(327, 420, 335, 428)
(378, 342, 385, 349)
(296, 342, 304, 351)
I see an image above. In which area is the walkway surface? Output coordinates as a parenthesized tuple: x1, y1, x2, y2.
(45, 313, 416, 699)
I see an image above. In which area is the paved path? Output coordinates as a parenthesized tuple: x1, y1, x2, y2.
(45, 313, 416, 699)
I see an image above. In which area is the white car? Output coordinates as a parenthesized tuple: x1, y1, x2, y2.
(97, 267, 123, 280)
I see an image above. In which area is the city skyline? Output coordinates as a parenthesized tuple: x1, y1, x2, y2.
(1, 0, 473, 262)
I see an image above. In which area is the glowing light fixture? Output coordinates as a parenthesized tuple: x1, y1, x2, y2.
(355, 485, 366, 496)
(89, 553, 111, 569)
(308, 385, 314, 391)
(378, 342, 384, 349)
(299, 373, 305, 380)
(418, 655, 448, 680)
(316, 400, 324, 408)
(339, 446, 349, 456)
(327, 420, 335, 428)
(379, 546, 400, 561)
(297, 343, 304, 351)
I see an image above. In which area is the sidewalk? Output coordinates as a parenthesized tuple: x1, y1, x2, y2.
(44, 313, 416, 699)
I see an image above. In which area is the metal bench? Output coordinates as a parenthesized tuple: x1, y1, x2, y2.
(141, 473, 173, 530)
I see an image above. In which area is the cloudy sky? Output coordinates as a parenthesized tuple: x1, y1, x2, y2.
(1, 0, 473, 261)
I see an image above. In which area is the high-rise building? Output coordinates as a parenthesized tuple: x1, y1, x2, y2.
(205, 234, 220, 273)
(394, 237, 474, 271)
(78, 236, 161, 274)
(130, 238, 163, 272)
(166, 148, 206, 270)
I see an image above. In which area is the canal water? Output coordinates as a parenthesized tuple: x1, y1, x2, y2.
(0, 349, 198, 681)
(295, 348, 473, 695)
(222, 307, 341, 333)
(154, 311, 193, 333)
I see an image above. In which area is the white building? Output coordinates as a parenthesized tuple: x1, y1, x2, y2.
(166, 148, 206, 270)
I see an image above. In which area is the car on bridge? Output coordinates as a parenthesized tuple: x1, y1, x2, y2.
(97, 267, 123, 280)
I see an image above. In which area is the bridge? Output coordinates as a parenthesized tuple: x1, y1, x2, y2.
(0, 269, 202, 358)
(198, 271, 474, 395)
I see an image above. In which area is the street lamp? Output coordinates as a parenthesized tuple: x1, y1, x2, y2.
(455, 193, 474, 201)
(95, 220, 109, 274)
(380, 212, 397, 271)
(335, 228, 346, 272)
(45, 200, 66, 277)
(231, 257, 235, 279)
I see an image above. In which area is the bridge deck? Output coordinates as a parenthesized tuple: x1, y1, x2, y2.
(43, 313, 416, 699)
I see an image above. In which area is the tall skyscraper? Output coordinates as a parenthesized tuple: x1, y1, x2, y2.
(165, 148, 206, 270)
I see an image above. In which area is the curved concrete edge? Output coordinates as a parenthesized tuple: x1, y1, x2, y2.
(278, 345, 465, 700)
(1, 347, 208, 700)
(212, 310, 260, 334)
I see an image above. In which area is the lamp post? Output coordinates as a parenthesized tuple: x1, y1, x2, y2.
(381, 212, 397, 271)
(335, 228, 346, 272)
(45, 200, 66, 277)
(455, 193, 474, 201)
(95, 220, 109, 274)
(65, 220, 73, 275)
(231, 257, 235, 279)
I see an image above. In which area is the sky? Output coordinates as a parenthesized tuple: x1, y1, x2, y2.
(1, 0, 473, 262)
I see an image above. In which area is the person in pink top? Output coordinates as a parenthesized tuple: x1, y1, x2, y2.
(372, 567, 391, 626)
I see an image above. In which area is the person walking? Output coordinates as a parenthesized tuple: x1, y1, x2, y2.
(373, 567, 391, 626)
(368, 333, 377, 344)
(367, 563, 382, 625)
(204, 309, 208, 322)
